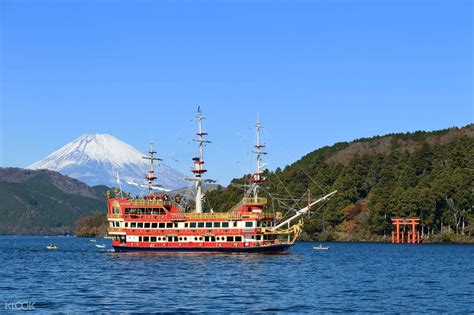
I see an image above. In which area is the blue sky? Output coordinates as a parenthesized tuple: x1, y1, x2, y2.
(1, 0, 472, 185)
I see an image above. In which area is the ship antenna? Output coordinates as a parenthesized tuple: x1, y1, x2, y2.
(143, 141, 162, 195)
(252, 113, 266, 201)
(192, 106, 210, 213)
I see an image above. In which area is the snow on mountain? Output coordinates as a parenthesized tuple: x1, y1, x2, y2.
(28, 134, 188, 192)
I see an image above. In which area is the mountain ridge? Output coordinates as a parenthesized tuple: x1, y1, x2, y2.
(204, 124, 474, 242)
(0, 168, 108, 235)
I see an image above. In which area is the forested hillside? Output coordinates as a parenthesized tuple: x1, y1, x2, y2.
(204, 125, 474, 242)
(0, 168, 108, 235)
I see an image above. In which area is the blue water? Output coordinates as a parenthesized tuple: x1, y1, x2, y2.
(0, 237, 473, 313)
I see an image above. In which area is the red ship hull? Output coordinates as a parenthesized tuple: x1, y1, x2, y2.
(112, 243, 292, 254)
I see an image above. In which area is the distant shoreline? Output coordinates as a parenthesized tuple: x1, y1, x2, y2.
(2, 234, 473, 244)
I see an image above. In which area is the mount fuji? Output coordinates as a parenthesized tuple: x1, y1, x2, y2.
(28, 134, 188, 193)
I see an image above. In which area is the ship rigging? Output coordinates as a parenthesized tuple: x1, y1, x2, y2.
(107, 107, 336, 253)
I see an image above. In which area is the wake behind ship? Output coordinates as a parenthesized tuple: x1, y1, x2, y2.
(107, 108, 336, 253)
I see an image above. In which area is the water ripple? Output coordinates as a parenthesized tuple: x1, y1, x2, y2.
(0, 237, 473, 313)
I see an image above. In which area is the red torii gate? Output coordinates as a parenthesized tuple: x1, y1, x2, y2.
(391, 218, 420, 244)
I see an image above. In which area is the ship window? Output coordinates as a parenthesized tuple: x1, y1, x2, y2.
(113, 208, 120, 214)
(214, 222, 221, 228)
(143, 237, 149, 242)
(173, 223, 178, 228)
(190, 222, 197, 228)
(184, 237, 187, 241)
(245, 222, 253, 228)
(226, 236, 234, 242)
(179, 237, 183, 241)
(144, 223, 150, 228)
(233, 222, 238, 227)
(166, 223, 173, 228)
(157, 237, 161, 241)
(194, 237, 198, 241)
(256, 235, 262, 240)
(151, 237, 156, 242)
(197, 222, 205, 228)
(130, 222, 137, 228)
(151, 208, 166, 215)
(137, 223, 143, 228)
(124, 222, 128, 228)
(199, 237, 203, 241)
(222, 222, 229, 228)
(159, 223, 165, 228)
(184, 223, 189, 228)
(139, 236, 142, 242)
(235, 236, 242, 242)
(167, 236, 173, 242)
(205, 222, 212, 228)
(151, 223, 157, 228)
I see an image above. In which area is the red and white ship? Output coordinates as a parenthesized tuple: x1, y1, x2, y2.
(107, 108, 336, 253)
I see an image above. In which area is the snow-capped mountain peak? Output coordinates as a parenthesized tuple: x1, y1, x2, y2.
(30, 134, 147, 170)
(28, 134, 187, 191)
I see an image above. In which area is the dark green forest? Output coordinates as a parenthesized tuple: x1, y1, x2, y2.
(0, 169, 107, 235)
(203, 125, 474, 242)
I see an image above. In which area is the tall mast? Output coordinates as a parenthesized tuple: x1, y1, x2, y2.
(143, 142, 162, 195)
(192, 106, 210, 213)
(252, 115, 266, 201)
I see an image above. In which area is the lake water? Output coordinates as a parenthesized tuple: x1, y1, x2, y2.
(1, 236, 473, 313)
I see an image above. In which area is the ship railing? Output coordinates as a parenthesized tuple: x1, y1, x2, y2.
(127, 199, 184, 210)
(107, 227, 125, 234)
(129, 200, 165, 207)
(170, 212, 274, 221)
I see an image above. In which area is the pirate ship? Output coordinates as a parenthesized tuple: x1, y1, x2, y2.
(107, 108, 336, 253)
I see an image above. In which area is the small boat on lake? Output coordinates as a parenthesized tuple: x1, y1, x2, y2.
(89, 239, 97, 243)
(313, 244, 329, 250)
(95, 244, 106, 249)
(46, 245, 58, 250)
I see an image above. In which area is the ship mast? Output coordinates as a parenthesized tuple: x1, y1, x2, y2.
(143, 142, 162, 195)
(192, 106, 210, 213)
(252, 115, 266, 201)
